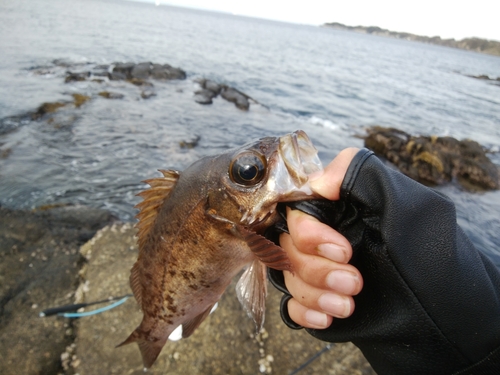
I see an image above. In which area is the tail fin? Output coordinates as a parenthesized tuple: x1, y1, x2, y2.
(116, 329, 166, 369)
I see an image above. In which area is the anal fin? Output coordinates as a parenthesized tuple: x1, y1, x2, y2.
(137, 339, 165, 369)
(235, 259, 268, 332)
(182, 303, 216, 338)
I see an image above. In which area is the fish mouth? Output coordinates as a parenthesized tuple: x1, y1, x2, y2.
(269, 130, 323, 200)
(238, 130, 323, 228)
(279, 130, 323, 187)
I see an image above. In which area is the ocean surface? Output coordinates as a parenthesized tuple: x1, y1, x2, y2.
(1, 0, 499, 264)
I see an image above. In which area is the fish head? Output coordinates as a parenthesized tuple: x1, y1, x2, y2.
(208, 130, 323, 230)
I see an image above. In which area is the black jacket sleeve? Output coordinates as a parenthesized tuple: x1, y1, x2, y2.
(268, 149, 500, 375)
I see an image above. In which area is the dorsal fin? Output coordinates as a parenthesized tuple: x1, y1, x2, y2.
(135, 169, 180, 251)
(131, 169, 180, 307)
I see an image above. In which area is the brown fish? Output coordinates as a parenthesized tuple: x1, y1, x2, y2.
(118, 130, 323, 368)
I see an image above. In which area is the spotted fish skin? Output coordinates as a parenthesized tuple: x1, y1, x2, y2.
(117, 130, 323, 368)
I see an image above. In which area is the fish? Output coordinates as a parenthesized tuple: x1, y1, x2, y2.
(117, 130, 323, 368)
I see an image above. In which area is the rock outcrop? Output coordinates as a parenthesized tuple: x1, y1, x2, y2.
(194, 78, 256, 110)
(108, 61, 186, 81)
(364, 126, 499, 191)
(0, 60, 261, 137)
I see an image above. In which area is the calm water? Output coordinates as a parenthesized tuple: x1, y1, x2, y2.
(1, 0, 499, 263)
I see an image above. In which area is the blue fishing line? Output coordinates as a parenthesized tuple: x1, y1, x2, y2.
(59, 296, 130, 318)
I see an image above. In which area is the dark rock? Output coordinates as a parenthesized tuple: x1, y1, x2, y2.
(194, 89, 218, 104)
(32, 101, 68, 119)
(108, 71, 128, 81)
(64, 71, 90, 83)
(179, 135, 200, 149)
(220, 86, 250, 110)
(111, 62, 135, 80)
(364, 126, 499, 191)
(141, 89, 156, 99)
(130, 62, 152, 79)
(72, 93, 91, 108)
(98, 91, 124, 99)
(0, 205, 115, 375)
(201, 79, 222, 95)
(106, 62, 185, 82)
(193, 79, 257, 110)
(92, 65, 110, 77)
(128, 78, 153, 87)
(193, 79, 222, 104)
(150, 63, 186, 80)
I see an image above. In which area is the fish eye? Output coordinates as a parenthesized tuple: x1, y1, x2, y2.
(229, 152, 267, 186)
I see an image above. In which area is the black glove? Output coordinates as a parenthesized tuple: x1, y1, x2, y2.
(268, 149, 500, 375)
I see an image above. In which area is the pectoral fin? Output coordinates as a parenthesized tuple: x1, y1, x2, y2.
(239, 227, 293, 272)
(205, 209, 293, 272)
(129, 262, 143, 306)
(235, 259, 268, 332)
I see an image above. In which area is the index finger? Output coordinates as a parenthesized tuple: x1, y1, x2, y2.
(284, 208, 353, 264)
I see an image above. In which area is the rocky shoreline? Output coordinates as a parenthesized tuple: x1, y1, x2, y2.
(0, 205, 374, 375)
(323, 22, 500, 57)
(0, 205, 116, 375)
(1, 128, 498, 373)
(364, 126, 500, 191)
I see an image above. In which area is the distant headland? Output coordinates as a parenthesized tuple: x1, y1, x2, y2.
(323, 22, 500, 57)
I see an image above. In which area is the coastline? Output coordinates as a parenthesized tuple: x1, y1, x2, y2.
(323, 22, 500, 57)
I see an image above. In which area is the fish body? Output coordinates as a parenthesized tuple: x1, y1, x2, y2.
(118, 130, 322, 368)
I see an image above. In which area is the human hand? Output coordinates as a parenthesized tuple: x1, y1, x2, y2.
(279, 148, 363, 329)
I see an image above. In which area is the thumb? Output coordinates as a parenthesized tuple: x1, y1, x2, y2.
(309, 148, 359, 200)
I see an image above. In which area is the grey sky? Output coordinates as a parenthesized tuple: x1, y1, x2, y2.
(127, 0, 500, 41)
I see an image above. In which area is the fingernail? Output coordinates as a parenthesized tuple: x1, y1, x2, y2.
(308, 169, 323, 182)
(318, 293, 351, 318)
(305, 309, 328, 328)
(317, 243, 347, 263)
(326, 270, 359, 295)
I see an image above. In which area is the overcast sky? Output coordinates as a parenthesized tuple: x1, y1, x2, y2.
(129, 0, 500, 41)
